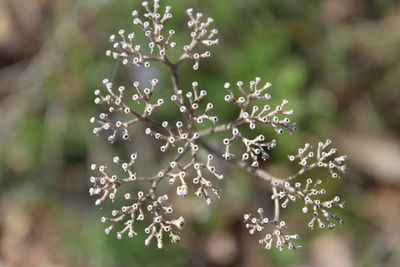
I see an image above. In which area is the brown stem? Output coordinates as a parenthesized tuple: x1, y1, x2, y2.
(149, 145, 191, 183)
(127, 107, 164, 132)
(169, 66, 185, 106)
(197, 140, 285, 186)
(272, 187, 280, 222)
(198, 119, 245, 137)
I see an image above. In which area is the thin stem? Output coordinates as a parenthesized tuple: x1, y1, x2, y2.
(169, 65, 185, 106)
(198, 119, 245, 137)
(197, 140, 285, 186)
(149, 145, 191, 183)
(272, 187, 280, 222)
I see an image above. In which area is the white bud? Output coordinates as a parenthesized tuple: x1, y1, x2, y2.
(176, 184, 188, 197)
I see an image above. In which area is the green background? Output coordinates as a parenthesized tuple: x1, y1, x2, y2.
(0, 0, 399, 266)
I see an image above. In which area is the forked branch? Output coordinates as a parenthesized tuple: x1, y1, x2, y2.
(89, 0, 348, 251)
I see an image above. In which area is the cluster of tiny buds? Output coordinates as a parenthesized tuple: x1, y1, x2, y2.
(145, 125, 200, 153)
(295, 178, 344, 230)
(183, 8, 218, 70)
(170, 82, 218, 123)
(90, 0, 348, 252)
(244, 209, 301, 251)
(143, 81, 220, 155)
(162, 153, 223, 205)
(220, 77, 295, 167)
(104, 1, 218, 71)
(90, 78, 165, 143)
(100, 184, 186, 248)
(224, 78, 295, 133)
(244, 139, 348, 250)
(89, 153, 138, 206)
(288, 139, 348, 180)
(106, 0, 176, 67)
(275, 178, 345, 231)
(89, 164, 117, 206)
(222, 127, 277, 167)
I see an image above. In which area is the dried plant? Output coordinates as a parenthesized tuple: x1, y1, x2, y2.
(89, 0, 348, 251)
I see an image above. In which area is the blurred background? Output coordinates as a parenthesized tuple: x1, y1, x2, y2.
(1, 0, 399, 266)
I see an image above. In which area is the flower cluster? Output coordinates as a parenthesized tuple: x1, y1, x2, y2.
(221, 78, 295, 167)
(244, 209, 301, 251)
(244, 140, 347, 250)
(106, 1, 175, 67)
(288, 139, 348, 180)
(90, 78, 164, 143)
(105, 0, 218, 70)
(89, 0, 348, 251)
(89, 152, 186, 247)
(180, 8, 219, 70)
